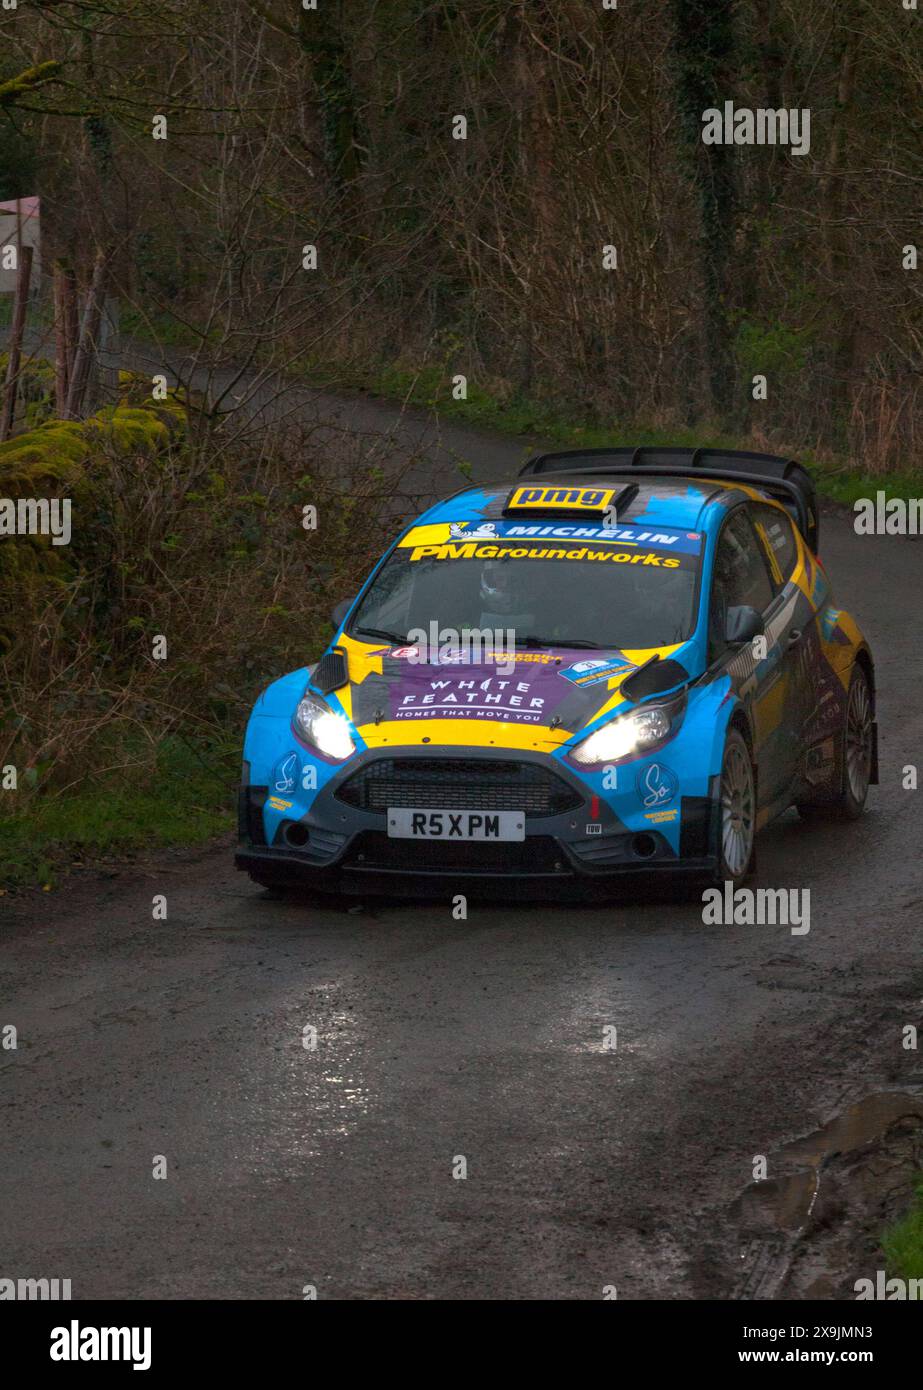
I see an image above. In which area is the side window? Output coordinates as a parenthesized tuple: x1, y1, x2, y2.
(753, 502, 798, 585)
(709, 509, 775, 662)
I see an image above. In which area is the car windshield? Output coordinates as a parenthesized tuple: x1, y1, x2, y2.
(349, 533, 702, 650)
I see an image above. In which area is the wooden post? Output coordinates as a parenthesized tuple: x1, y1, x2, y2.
(65, 249, 108, 420)
(97, 296, 120, 404)
(0, 242, 34, 442)
(53, 260, 70, 415)
(63, 264, 78, 386)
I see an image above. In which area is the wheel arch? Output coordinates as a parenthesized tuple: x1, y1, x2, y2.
(728, 706, 754, 754)
(712, 717, 758, 882)
(850, 646, 878, 786)
(853, 645, 876, 713)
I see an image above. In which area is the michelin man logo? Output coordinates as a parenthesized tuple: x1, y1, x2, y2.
(449, 521, 498, 539)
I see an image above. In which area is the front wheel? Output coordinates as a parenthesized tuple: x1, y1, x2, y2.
(714, 728, 756, 886)
(248, 871, 301, 895)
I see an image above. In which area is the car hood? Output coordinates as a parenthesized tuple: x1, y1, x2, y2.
(322, 635, 694, 753)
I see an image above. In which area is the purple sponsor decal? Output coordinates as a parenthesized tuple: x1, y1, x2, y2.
(389, 663, 572, 725)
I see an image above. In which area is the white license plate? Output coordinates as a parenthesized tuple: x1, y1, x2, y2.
(387, 808, 525, 841)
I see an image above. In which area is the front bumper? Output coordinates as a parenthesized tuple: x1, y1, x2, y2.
(235, 747, 719, 898)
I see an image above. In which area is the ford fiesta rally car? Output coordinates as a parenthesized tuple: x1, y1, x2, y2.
(237, 447, 877, 899)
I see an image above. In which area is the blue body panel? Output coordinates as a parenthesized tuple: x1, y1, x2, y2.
(242, 477, 749, 862)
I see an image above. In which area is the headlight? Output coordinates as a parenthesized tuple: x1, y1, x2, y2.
(570, 703, 675, 767)
(294, 692, 355, 760)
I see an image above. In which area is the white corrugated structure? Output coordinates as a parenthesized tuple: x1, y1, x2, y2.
(0, 196, 40, 295)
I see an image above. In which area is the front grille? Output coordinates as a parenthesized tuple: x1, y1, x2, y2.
(335, 757, 582, 818)
(344, 832, 570, 875)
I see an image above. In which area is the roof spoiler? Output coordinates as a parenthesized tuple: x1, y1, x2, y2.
(518, 447, 819, 552)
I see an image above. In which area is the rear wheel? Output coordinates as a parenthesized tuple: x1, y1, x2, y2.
(714, 728, 756, 886)
(797, 665, 872, 822)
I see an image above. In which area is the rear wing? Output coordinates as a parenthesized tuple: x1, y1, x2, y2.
(518, 447, 819, 552)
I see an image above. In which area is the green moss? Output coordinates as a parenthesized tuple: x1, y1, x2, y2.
(0, 389, 188, 649)
(0, 352, 56, 430)
(0, 60, 63, 108)
(0, 395, 186, 491)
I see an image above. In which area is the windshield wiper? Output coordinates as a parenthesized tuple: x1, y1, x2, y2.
(353, 626, 407, 644)
(516, 636, 602, 649)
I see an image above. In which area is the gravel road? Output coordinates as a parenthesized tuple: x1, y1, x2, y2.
(2, 374, 921, 1299)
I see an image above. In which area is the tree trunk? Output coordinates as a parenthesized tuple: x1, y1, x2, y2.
(821, 2, 860, 428)
(65, 249, 108, 420)
(669, 0, 738, 424)
(97, 296, 121, 405)
(53, 260, 71, 415)
(0, 243, 34, 441)
(298, 0, 365, 257)
(63, 264, 79, 385)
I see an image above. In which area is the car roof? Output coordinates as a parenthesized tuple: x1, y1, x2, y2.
(416, 475, 762, 535)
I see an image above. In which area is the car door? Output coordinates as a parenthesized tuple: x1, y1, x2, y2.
(708, 506, 800, 807)
(749, 501, 813, 764)
(751, 500, 843, 790)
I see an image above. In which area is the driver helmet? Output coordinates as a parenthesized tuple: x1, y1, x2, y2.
(479, 559, 520, 614)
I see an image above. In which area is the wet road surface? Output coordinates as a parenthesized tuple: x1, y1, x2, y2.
(2, 387, 922, 1298)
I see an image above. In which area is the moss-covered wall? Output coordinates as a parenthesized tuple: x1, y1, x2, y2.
(0, 369, 187, 643)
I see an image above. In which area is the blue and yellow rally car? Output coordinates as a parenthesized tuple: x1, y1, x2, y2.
(237, 448, 877, 898)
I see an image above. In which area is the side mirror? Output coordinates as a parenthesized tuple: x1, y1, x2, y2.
(725, 605, 764, 645)
(330, 598, 353, 630)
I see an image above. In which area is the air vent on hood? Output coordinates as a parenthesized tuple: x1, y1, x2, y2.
(621, 656, 688, 702)
(313, 647, 349, 694)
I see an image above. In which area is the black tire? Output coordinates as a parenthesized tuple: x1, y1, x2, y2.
(248, 872, 299, 894)
(796, 664, 873, 822)
(248, 872, 342, 907)
(713, 727, 756, 886)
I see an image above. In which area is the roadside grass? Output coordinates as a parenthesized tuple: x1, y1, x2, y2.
(303, 357, 923, 505)
(0, 395, 422, 892)
(7, 303, 920, 501)
(0, 735, 235, 891)
(119, 303, 214, 350)
(0, 295, 210, 347)
(882, 1176, 923, 1282)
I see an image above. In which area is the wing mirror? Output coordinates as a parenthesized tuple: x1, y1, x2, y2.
(330, 598, 353, 629)
(725, 605, 764, 645)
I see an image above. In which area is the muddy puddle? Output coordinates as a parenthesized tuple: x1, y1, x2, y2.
(733, 1091, 923, 1299)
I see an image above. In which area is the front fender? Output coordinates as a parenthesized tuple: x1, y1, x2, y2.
(243, 665, 359, 841)
(250, 666, 312, 720)
(554, 675, 738, 856)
